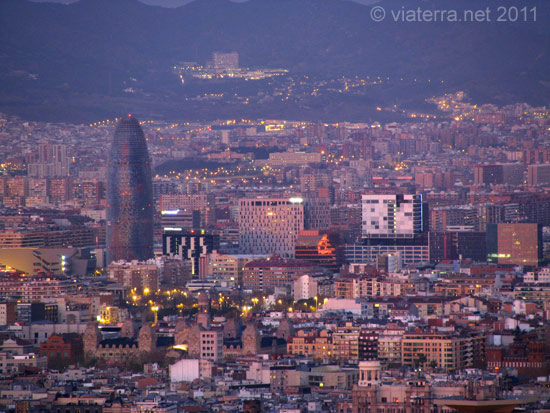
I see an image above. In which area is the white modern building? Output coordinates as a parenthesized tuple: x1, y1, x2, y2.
(169, 359, 213, 383)
(320, 298, 366, 315)
(293, 274, 318, 301)
(199, 329, 223, 362)
(524, 267, 550, 284)
(361, 194, 423, 238)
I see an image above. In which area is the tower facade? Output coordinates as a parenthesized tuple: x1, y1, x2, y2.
(486, 223, 542, 266)
(238, 197, 304, 258)
(361, 194, 424, 239)
(106, 115, 154, 264)
(83, 322, 100, 359)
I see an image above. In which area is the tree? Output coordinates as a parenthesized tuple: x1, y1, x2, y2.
(414, 353, 427, 370)
(48, 355, 69, 371)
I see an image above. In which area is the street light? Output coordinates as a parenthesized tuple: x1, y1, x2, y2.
(152, 305, 159, 325)
(314, 296, 318, 312)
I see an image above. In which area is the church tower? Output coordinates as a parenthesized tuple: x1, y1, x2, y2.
(83, 322, 100, 359)
(242, 323, 261, 355)
(197, 292, 211, 329)
(137, 323, 157, 354)
(120, 319, 136, 338)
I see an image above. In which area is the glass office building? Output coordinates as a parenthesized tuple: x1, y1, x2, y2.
(106, 115, 154, 264)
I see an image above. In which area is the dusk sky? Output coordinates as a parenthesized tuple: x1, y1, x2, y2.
(30, 0, 380, 6)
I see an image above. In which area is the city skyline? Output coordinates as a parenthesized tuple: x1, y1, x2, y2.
(0, 0, 549, 411)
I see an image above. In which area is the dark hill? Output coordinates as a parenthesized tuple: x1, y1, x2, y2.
(0, 0, 548, 122)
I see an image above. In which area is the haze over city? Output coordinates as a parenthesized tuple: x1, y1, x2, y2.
(0, 0, 549, 412)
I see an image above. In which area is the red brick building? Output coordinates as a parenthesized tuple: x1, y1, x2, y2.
(39, 333, 83, 365)
(487, 333, 550, 378)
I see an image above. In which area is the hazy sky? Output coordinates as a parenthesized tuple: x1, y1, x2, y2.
(30, 0, 380, 6)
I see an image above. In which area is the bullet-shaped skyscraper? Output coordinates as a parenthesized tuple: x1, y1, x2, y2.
(106, 115, 154, 264)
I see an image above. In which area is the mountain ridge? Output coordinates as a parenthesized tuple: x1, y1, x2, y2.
(0, 0, 549, 122)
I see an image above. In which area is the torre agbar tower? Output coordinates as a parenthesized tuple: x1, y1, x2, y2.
(106, 115, 154, 264)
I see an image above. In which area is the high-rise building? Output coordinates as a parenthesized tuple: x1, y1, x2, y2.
(474, 164, 525, 186)
(303, 195, 331, 230)
(106, 115, 154, 264)
(162, 228, 219, 278)
(160, 194, 213, 227)
(80, 179, 105, 207)
(429, 205, 478, 232)
(238, 198, 304, 258)
(6, 177, 28, 198)
(429, 231, 487, 263)
(161, 209, 202, 231)
(49, 177, 72, 204)
(210, 51, 239, 71)
(294, 230, 340, 271)
(28, 144, 70, 178)
(350, 194, 429, 265)
(361, 194, 425, 239)
(486, 223, 542, 267)
(528, 164, 550, 186)
(159, 193, 208, 211)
